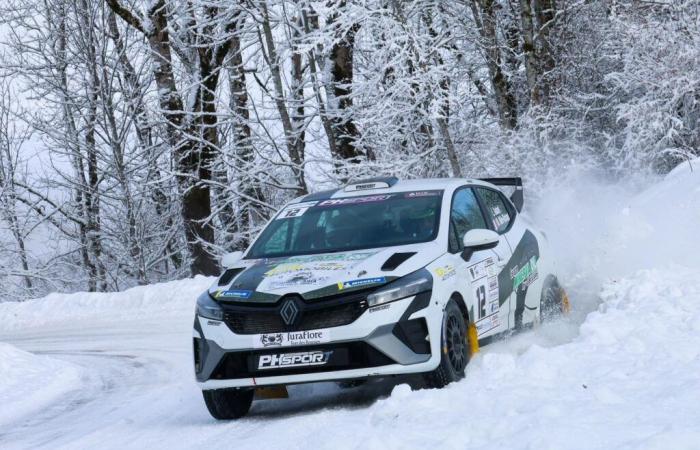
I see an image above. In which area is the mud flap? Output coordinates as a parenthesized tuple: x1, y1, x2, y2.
(467, 322, 480, 356)
(254, 386, 289, 400)
(561, 289, 571, 315)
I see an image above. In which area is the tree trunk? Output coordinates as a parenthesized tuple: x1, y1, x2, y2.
(0, 96, 33, 291)
(471, 0, 518, 129)
(532, 0, 556, 106)
(259, 1, 307, 195)
(301, 6, 341, 162)
(520, 0, 557, 108)
(56, 5, 97, 290)
(219, 18, 269, 250)
(107, 0, 220, 276)
(79, 0, 107, 290)
(291, 15, 306, 178)
(328, 1, 361, 161)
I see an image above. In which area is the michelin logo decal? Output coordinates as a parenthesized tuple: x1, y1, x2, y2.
(214, 289, 253, 299)
(337, 276, 386, 291)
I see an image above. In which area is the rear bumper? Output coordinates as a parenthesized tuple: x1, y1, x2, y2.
(194, 293, 441, 389)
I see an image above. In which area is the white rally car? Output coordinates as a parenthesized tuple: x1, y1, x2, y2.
(193, 177, 568, 419)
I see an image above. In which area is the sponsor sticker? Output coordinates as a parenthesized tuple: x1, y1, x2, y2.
(317, 195, 392, 207)
(476, 314, 500, 335)
(469, 258, 499, 319)
(469, 260, 489, 281)
(404, 190, 441, 198)
(337, 276, 386, 290)
(349, 182, 381, 191)
(488, 276, 498, 292)
(283, 251, 377, 264)
(487, 284, 499, 302)
(254, 329, 331, 349)
(434, 265, 456, 281)
(512, 256, 539, 290)
(369, 304, 391, 313)
(258, 350, 332, 370)
(265, 270, 329, 289)
(266, 262, 347, 277)
(215, 289, 253, 299)
(277, 201, 318, 220)
(487, 262, 499, 277)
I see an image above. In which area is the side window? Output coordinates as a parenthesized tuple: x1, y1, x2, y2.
(476, 188, 513, 233)
(449, 188, 488, 252)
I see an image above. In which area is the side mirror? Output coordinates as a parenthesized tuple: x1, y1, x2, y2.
(221, 251, 243, 268)
(461, 229, 499, 261)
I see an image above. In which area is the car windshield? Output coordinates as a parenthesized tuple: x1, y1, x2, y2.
(247, 190, 443, 259)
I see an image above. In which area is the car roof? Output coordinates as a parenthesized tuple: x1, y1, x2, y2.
(292, 177, 496, 204)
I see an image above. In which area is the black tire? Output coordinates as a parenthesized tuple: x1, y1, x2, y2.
(202, 388, 254, 420)
(540, 277, 565, 323)
(423, 301, 469, 389)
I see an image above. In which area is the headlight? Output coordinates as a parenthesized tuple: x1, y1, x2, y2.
(196, 291, 224, 321)
(367, 269, 433, 307)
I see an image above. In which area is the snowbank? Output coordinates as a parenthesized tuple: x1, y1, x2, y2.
(530, 157, 700, 318)
(603, 157, 700, 273)
(355, 266, 700, 449)
(208, 267, 700, 450)
(0, 276, 212, 331)
(0, 342, 83, 429)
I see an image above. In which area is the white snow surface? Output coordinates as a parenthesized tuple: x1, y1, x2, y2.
(0, 276, 212, 331)
(1, 159, 700, 449)
(0, 343, 83, 429)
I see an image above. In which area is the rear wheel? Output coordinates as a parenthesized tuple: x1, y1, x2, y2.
(202, 388, 254, 420)
(424, 301, 469, 388)
(540, 277, 566, 322)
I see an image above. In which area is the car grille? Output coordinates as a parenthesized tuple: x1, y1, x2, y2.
(222, 289, 370, 335)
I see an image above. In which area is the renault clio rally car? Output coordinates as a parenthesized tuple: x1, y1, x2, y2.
(193, 177, 569, 419)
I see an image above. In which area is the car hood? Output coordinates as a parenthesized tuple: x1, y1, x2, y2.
(208, 242, 445, 303)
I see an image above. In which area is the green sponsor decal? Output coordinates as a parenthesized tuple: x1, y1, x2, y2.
(512, 256, 538, 290)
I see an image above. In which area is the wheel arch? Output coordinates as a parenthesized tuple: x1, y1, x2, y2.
(542, 274, 561, 293)
(449, 291, 470, 324)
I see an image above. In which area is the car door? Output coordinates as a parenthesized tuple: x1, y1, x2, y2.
(448, 186, 512, 338)
(474, 186, 540, 330)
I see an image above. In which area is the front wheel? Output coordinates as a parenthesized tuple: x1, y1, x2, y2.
(423, 301, 469, 388)
(202, 388, 254, 420)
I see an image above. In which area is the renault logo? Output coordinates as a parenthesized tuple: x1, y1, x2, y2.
(280, 298, 300, 326)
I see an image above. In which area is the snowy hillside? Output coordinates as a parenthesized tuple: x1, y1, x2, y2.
(1, 160, 700, 449)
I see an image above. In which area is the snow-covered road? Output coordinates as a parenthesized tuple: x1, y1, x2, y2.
(0, 291, 591, 450)
(2, 160, 700, 450)
(0, 308, 427, 449)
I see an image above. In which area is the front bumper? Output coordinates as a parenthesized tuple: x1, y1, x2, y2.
(194, 292, 441, 389)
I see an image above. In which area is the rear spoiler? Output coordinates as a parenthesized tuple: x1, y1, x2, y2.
(478, 177, 524, 212)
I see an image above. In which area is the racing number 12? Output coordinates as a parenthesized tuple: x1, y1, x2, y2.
(476, 285, 486, 319)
